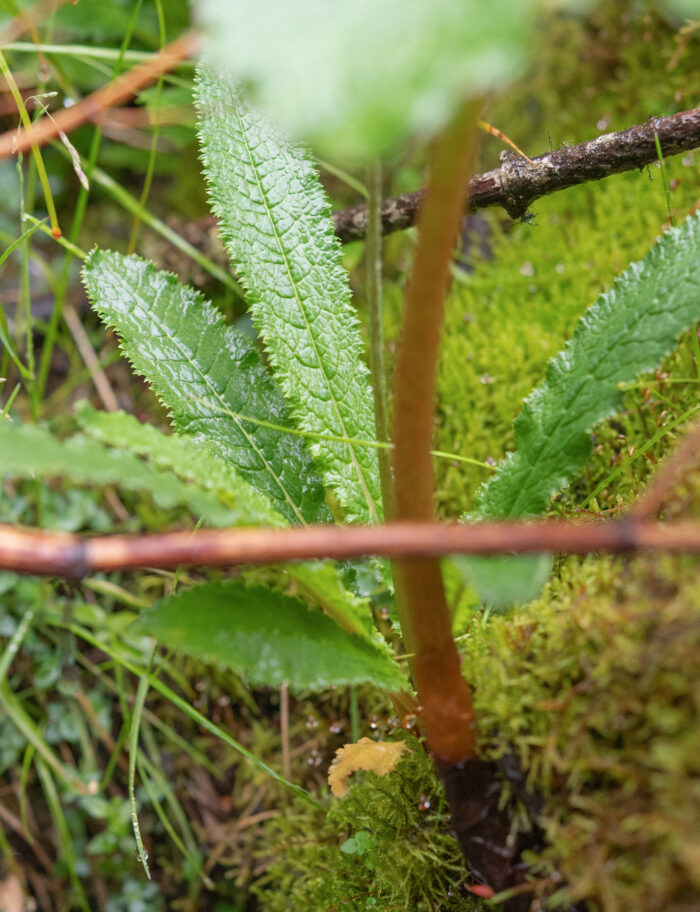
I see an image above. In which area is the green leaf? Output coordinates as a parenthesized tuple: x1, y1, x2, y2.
(196, 67, 383, 525)
(82, 250, 331, 526)
(448, 554, 553, 612)
(197, 0, 536, 161)
(472, 213, 700, 520)
(135, 580, 406, 691)
(284, 560, 375, 637)
(76, 403, 284, 528)
(77, 406, 378, 640)
(0, 422, 243, 527)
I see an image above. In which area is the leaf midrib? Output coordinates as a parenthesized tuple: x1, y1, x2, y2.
(117, 270, 305, 526)
(234, 105, 381, 524)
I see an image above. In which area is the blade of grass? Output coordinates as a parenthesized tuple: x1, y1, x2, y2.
(129, 673, 152, 878)
(0, 682, 92, 793)
(34, 759, 90, 912)
(580, 404, 700, 509)
(190, 395, 494, 469)
(0, 382, 20, 419)
(0, 49, 60, 235)
(366, 159, 393, 516)
(18, 744, 35, 844)
(5, 41, 195, 67)
(0, 601, 35, 684)
(45, 616, 320, 807)
(654, 131, 675, 227)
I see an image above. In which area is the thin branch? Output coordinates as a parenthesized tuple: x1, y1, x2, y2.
(0, 31, 199, 161)
(2, 518, 699, 579)
(332, 107, 700, 242)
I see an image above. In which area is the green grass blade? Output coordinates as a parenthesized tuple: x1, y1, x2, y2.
(197, 66, 382, 524)
(42, 614, 321, 807)
(129, 674, 151, 879)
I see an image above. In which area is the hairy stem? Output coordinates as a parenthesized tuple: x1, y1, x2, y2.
(391, 99, 482, 764)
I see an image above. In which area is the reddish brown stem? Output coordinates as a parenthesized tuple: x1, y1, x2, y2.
(390, 100, 483, 764)
(1, 517, 699, 576)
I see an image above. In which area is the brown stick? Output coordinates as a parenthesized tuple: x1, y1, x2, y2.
(0, 30, 199, 161)
(2, 518, 699, 579)
(332, 107, 700, 242)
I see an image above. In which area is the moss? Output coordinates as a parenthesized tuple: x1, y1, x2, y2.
(461, 545, 700, 911)
(435, 157, 700, 518)
(253, 733, 488, 911)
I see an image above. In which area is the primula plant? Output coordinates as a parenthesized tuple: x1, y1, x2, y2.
(1, 1, 699, 909)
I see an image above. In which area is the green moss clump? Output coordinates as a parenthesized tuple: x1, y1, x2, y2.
(463, 550, 700, 912)
(252, 733, 487, 911)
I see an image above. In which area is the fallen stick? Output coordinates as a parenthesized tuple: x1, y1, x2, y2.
(1, 518, 699, 579)
(332, 107, 700, 242)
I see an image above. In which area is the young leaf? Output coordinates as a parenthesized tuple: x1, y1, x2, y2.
(197, 0, 536, 161)
(0, 422, 243, 527)
(135, 581, 406, 692)
(196, 67, 383, 525)
(472, 212, 700, 520)
(76, 403, 284, 528)
(82, 251, 331, 526)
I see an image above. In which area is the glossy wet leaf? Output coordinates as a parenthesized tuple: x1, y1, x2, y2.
(197, 67, 382, 523)
(471, 212, 700, 519)
(136, 581, 406, 691)
(83, 251, 331, 526)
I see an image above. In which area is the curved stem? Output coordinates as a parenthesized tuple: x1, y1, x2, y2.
(391, 99, 482, 764)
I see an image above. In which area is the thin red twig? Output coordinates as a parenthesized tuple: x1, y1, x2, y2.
(1, 518, 699, 579)
(0, 30, 199, 161)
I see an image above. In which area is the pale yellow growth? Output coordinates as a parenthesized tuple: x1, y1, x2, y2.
(327, 738, 408, 798)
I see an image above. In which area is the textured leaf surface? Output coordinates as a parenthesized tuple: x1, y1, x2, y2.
(284, 560, 375, 637)
(472, 213, 700, 519)
(196, 67, 382, 525)
(82, 251, 330, 526)
(0, 422, 241, 526)
(197, 0, 536, 160)
(135, 581, 406, 691)
(77, 406, 378, 638)
(76, 404, 284, 528)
